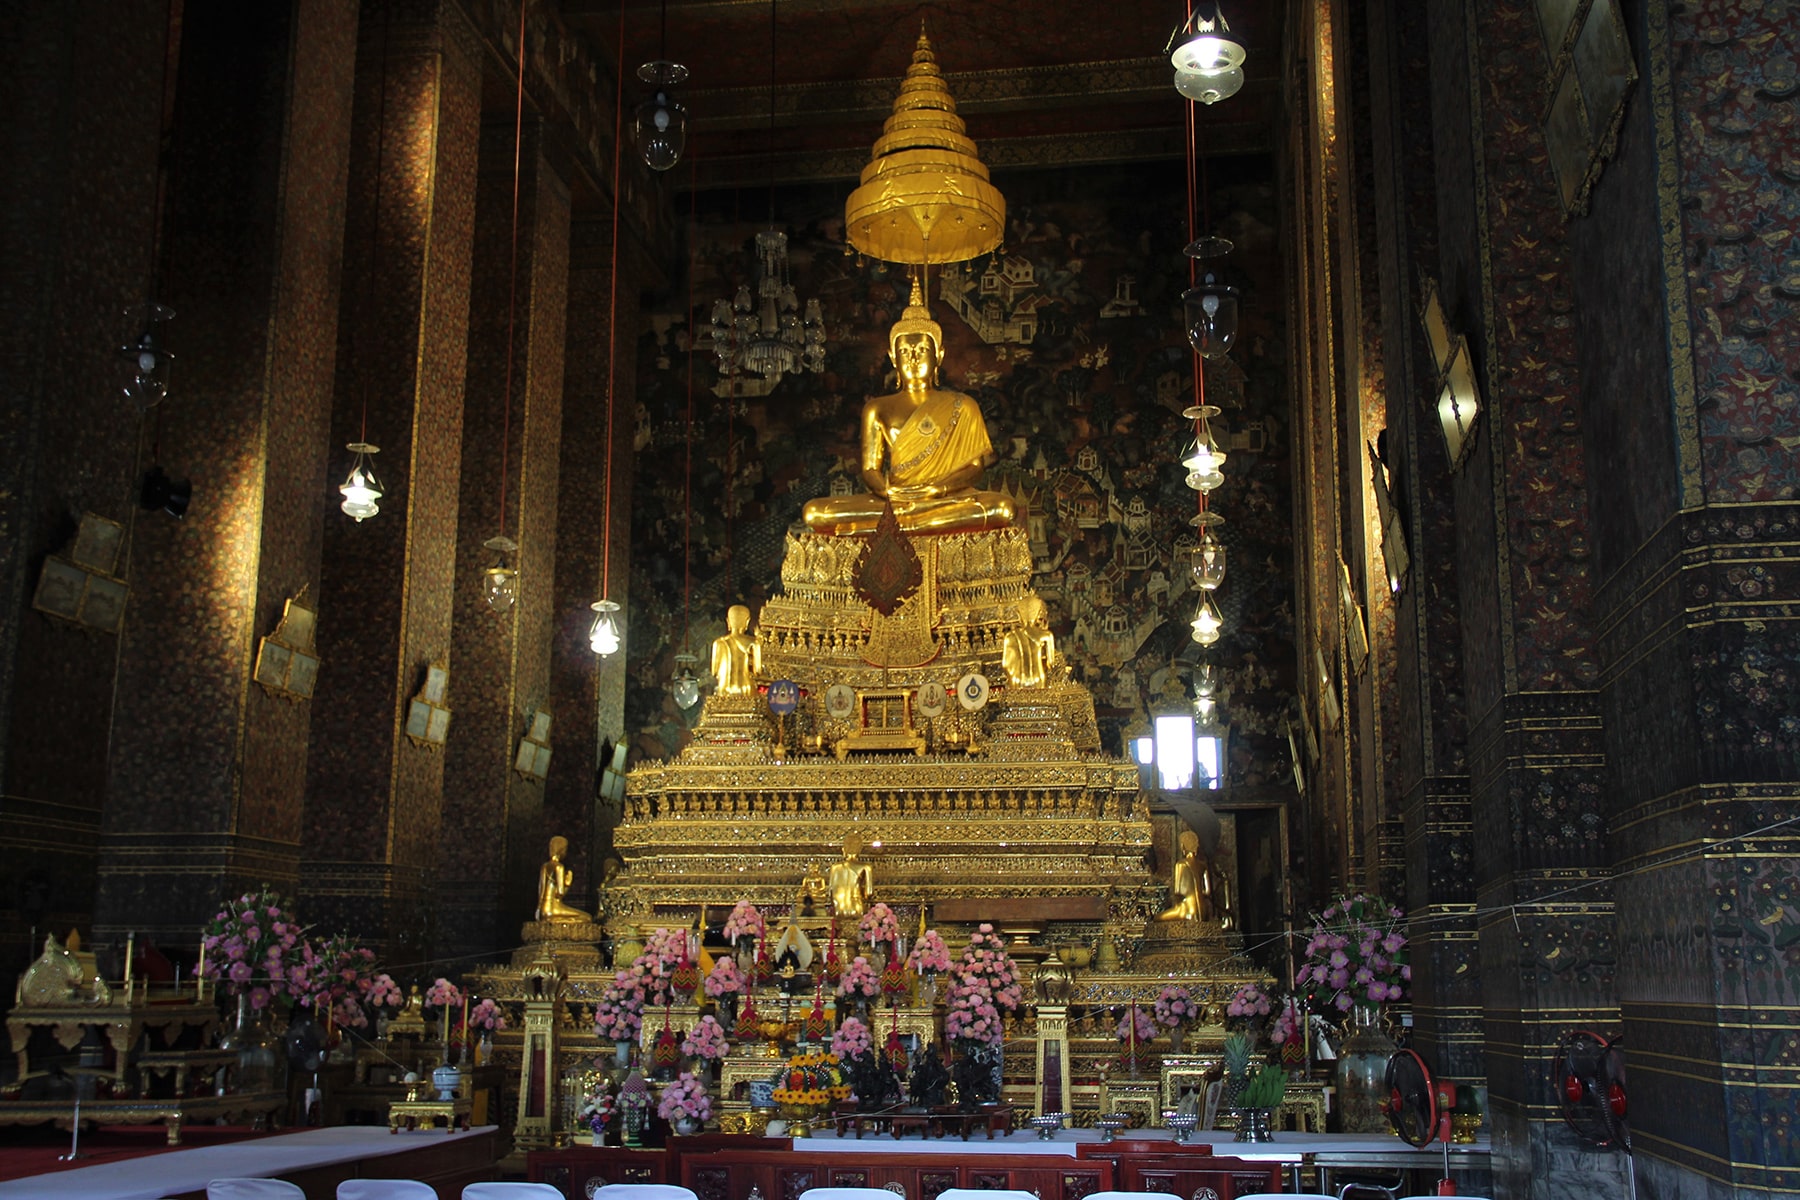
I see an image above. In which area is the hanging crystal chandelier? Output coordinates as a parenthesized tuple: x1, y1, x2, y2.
(710, 230, 825, 381)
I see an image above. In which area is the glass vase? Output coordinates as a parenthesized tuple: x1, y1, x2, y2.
(1336, 1004, 1397, 1133)
(219, 992, 288, 1114)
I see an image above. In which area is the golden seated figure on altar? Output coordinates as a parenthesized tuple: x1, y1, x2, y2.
(522, 835, 602, 949)
(801, 278, 1016, 537)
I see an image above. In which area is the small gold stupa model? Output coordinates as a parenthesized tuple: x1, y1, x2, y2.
(845, 24, 1005, 265)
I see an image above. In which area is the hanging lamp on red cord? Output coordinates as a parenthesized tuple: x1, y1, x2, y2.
(588, 0, 629, 657)
(482, 0, 533, 614)
(669, 160, 702, 707)
(339, 6, 391, 520)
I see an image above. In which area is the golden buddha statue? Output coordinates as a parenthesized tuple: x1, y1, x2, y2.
(1001, 596, 1057, 688)
(1157, 829, 1214, 923)
(535, 835, 592, 923)
(801, 279, 1016, 536)
(710, 604, 761, 695)
(799, 864, 828, 915)
(828, 833, 875, 918)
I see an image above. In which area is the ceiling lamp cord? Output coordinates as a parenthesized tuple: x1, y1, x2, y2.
(589, 0, 628, 655)
(339, 4, 392, 522)
(481, 0, 531, 614)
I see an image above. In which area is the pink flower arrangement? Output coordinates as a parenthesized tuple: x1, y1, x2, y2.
(838, 955, 880, 1000)
(293, 933, 377, 1011)
(857, 903, 900, 947)
(470, 998, 507, 1032)
(1271, 998, 1304, 1045)
(331, 994, 368, 1029)
(627, 929, 690, 1008)
(906, 929, 951, 976)
(952, 924, 1023, 1012)
(424, 978, 463, 1010)
(1116, 1004, 1157, 1044)
(197, 885, 304, 1009)
(703, 956, 746, 999)
(1296, 893, 1409, 1015)
(945, 987, 1003, 1046)
(723, 901, 765, 945)
(595, 969, 646, 1041)
(682, 1014, 729, 1062)
(366, 973, 403, 1009)
(1153, 984, 1198, 1029)
(657, 1071, 712, 1123)
(831, 1016, 873, 1059)
(1226, 982, 1273, 1021)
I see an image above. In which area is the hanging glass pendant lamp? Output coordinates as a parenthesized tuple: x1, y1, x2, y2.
(636, 0, 688, 172)
(339, 442, 383, 521)
(671, 651, 701, 708)
(1190, 595, 1223, 646)
(483, 536, 520, 613)
(589, 599, 622, 656)
(120, 303, 175, 409)
(1183, 272, 1240, 361)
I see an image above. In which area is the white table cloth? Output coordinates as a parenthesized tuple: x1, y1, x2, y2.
(0, 1124, 497, 1200)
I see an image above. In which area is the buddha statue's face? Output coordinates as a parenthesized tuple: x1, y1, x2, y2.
(892, 332, 939, 388)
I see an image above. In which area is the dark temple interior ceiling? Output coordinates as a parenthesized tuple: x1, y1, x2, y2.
(561, 0, 1284, 190)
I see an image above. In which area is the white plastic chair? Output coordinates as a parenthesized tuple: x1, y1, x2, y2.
(590, 1188, 700, 1200)
(1236, 1194, 1334, 1200)
(208, 1183, 305, 1200)
(937, 1191, 1038, 1200)
(464, 1186, 566, 1200)
(799, 1190, 900, 1200)
(1087, 1192, 1184, 1200)
(340, 1182, 440, 1200)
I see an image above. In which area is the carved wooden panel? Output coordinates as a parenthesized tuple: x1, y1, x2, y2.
(829, 1168, 871, 1187)
(971, 1172, 1011, 1190)
(693, 1167, 730, 1200)
(920, 1169, 957, 1200)
(779, 1167, 819, 1200)
(1063, 1171, 1101, 1200)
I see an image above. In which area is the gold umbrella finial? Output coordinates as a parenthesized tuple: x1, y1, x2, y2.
(845, 21, 1005, 265)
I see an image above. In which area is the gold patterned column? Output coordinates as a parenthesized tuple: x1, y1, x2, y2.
(303, 0, 484, 953)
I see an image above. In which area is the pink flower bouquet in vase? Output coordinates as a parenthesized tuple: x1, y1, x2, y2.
(657, 1070, 713, 1135)
(1154, 984, 1199, 1051)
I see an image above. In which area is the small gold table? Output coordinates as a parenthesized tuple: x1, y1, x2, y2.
(388, 1094, 473, 1133)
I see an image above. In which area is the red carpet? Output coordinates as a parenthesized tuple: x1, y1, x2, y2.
(0, 1124, 278, 1183)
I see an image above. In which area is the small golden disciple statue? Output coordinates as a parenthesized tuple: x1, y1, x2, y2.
(801, 279, 1016, 536)
(799, 864, 827, 915)
(536, 835, 592, 923)
(1157, 829, 1214, 923)
(1001, 595, 1056, 688)
(710, 604, 761, 695)
(828, 833, 875, 918)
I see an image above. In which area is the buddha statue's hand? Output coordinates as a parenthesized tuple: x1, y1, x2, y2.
(886, 482, 938, 504)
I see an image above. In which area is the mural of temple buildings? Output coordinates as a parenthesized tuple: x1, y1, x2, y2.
(0, 1, 1794, 1197)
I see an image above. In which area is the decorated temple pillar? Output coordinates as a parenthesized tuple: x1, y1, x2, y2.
(1418, 2, 1617, 1195)
(542, 213, 653, 909)
(437, 115, 571, 961)
(302, 0, 483, 953)
(0, 2, 176, 990)
(1569, 5, 1800, 1195)
(1359, 0, 1483, 1085)
(91, 0, 360, 944)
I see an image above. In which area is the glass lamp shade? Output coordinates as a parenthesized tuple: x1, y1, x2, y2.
(1190, 595, 1223, 645)
(1193, 662, 1219, 721)
(671, 652, 701, 708)
(1174, 64, 1244, 105)
(1170, 9, 1247, 74)
(338, 442, 383, 522)
(635, 62, 688, 172)
(482, 536, 519, 614)
(1181, 432, 1228, 493)
(589, 599, 622, 657)
(1190, 529, 1227, 590)
(1183, 275, 1240, 360)
(119, 329, 172, 409)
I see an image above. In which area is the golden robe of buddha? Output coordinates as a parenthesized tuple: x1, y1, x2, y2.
(828, 833, 875, 918)
(710, 604, 761, 695)
(802, 279, 1016, 536)
(536, 835, 592, 923)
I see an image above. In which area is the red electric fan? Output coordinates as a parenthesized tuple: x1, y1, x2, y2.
(1383, 1048, 1459, 1194)
(1552, 1029, 1634, 1197)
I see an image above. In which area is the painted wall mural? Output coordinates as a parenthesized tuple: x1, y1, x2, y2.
(624, 161, 1295, 783)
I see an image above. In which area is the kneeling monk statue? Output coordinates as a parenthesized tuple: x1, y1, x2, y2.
(802, 278, 1016, 536)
